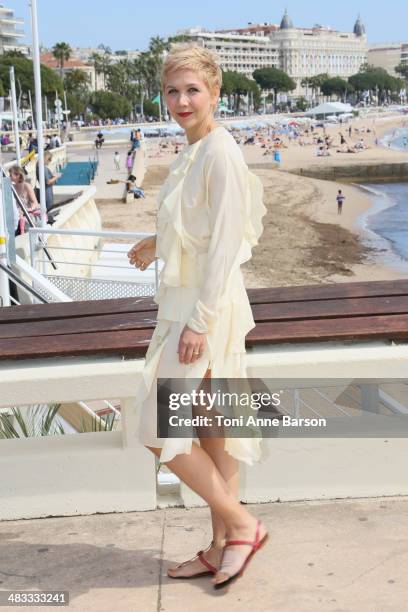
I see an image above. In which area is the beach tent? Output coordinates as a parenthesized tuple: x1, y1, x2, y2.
(218, 104, 234, 114)
(305, 102, 352, 117)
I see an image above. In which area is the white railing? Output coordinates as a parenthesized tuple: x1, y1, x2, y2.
(28, 227, 159, 300)
(1, 341, 408, 520)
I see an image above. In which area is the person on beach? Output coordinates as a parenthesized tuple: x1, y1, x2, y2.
(114, 151, 120, 170)
(126, 151, 133, 172)
(337, 189, 345, 215)
(9, 165, 41, 234)
(127, 43, 269, 590)
(125, 174, 145, 199)
(35, 152, 61, 212)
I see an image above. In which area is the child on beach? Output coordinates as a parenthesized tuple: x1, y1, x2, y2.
(336, 190, 345, 215)
(114, 151, 120, 170)
(126, 151, 133, 172)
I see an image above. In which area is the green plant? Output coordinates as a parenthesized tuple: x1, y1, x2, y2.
(0, 404, 64, 438)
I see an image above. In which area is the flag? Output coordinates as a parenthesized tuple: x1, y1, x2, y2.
(152, 94, 161, 104)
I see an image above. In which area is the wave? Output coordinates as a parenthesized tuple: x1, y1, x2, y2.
(380, 127, 408, 151)
(355, 182, 408, 273)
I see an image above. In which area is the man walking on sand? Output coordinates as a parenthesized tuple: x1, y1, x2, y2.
(114, 151, 120, 170)
(336, 189, 345, 215)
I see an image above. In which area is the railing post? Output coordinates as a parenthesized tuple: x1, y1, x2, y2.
(120, 396, 141, 449)
(2, 177, 16, 266)
(360, 383, 380, 414)
(0, 174, 10, 306)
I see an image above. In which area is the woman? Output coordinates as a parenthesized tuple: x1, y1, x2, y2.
(127, 43, 268, 590)
(9, 165, 41, 234)
(35, 152, 60, 212)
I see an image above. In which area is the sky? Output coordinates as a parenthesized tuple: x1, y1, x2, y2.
(12, 0, 408, 52)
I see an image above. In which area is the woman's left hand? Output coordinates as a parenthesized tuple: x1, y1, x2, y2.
(178, 325, 206, 364)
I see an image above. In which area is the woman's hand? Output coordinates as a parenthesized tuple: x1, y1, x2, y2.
(127, 235, 157, 270)
(178, 325, 206, 364)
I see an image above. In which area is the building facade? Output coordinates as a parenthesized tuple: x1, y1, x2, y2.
(40, 53, 101, 91)
(179, 11, 368, 98)
(41, 47, 141, 92)
(368, 43, 408, 76)
(0, 4, 28, 55)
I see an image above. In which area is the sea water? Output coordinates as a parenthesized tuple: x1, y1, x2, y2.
(357, 128, 408, 273)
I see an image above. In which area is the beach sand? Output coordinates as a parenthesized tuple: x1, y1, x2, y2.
(96, 112, 408, 287)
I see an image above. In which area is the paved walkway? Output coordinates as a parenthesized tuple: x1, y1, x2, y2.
(67, 142, 133, 200)
(0, 496, 407, 611)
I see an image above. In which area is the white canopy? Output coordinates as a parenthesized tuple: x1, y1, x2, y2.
(306, 102, 352, 116)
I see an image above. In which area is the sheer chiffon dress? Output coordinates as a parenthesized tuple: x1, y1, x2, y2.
(136, 126, 267, 465)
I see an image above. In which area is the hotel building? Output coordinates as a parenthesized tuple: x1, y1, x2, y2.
(178, 11, 368, 98)
(0, 3, 28, 55)
(368, 43, 408, 76)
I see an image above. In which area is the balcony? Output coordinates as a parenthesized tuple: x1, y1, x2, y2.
(0, 28, 25, 38)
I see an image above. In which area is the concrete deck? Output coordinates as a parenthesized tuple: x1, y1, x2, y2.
(1, 496, 407, 611)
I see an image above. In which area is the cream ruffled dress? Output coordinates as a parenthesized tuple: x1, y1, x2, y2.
(136, 126, 267, 465)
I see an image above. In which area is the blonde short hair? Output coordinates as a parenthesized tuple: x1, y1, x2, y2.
(9, 165, 25, 183)
(161, 43, 222, 94)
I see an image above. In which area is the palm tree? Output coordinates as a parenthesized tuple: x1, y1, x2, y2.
(52, 42, 72, 79)
(64, 69, 90, 93)
(0, 404, 118, 438)
(100, 52, 112, 90)
(89, 52, 103, 91)
(0, 404, 65, 438)
(89, 51, 111, 91)
(148, 35, 168, 56)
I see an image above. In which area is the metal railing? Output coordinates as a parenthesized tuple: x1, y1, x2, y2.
(28, 227, 159, 301)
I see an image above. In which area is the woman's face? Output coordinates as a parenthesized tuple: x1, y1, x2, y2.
(10, 170, 21, 184)
(164, 69, 218, 131)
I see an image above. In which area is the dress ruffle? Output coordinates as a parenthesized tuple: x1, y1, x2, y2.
(154, 144, 202, 300)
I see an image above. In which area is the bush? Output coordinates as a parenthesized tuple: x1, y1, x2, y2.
(90, 90, 132, 120)
(143, 100, 160, 119)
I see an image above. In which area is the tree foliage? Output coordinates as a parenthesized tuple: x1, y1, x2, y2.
(90, 90, 132, 119)
(253, 67, 296, 108)
(143, 99, 160, 118)
(220, 70, 260, 110)
(52, 42, 72, 78)
(0, 51, 63, 98)
(349, 66, 400, 92)
(395, 63, 408, 81)
(89, 51, 112, 90)
(320, 77, 353, 98)
(64, 69, 90, 93)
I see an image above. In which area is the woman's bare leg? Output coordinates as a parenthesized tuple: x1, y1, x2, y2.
(146, 441, 246, 530)
(145, 442, 267, 585)
(195, 369, 240, 546)
(164, 437, 238, 577)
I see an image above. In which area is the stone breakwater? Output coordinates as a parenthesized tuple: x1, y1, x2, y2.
(289, 162, 408, 183)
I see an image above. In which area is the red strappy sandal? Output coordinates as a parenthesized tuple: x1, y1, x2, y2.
(167, 544, 218, 579)
(213, 519, 269, 590)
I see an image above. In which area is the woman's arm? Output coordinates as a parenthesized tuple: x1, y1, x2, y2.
(186, 150, 246, 334)
(46, 174, 59, 186)
(24, 182, 40, 210)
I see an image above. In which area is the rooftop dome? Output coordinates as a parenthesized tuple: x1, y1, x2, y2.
(280, 9, 294, 30)
(353, 15, 365, 36)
